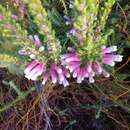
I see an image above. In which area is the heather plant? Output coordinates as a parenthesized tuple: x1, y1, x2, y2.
(23, 0, 123, 85)
(61, 0, 123, 83)
(21, 0, 70, 87)
(0, 0, 123, 86)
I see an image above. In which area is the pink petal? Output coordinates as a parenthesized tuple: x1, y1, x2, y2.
(50, 70, 57, 83)
(62, 78, 69, 87)
(102, 69, 110, 78)
(94, 62, 102, 74)
(102, 58, 115, 66)
(67, 61, 80, 66)
(42, 72, 50, 85)
(51, 63, 62, 74)
(84, 65, 89, 77)
(26, 64, 44, 80)
(86, 62, 93, 73)
(68, 63, 80, 73)
(62, 67, 70, 78)
(88, 76, 95, 83)
(58, 73, 65, 82)
(72, 67, 80, 78)
(102, 55, 115, 66)
(81, 67, 87, 80)
(65, 55, 80, 62)
(102, 46, 117, 54)
(24, 60, 38, 75)
(104, 54, 123, 62)
(60, 53, 76, 60)
(77, 68, 84, 83)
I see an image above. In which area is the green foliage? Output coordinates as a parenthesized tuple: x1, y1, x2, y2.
(70, 0, 117, 62)
(106, 1, 130, 48)
(0, 0, 122, 74)
(0, 5, 29, 75)
(23, 0, 62, 63)
(97, 0, 116, 32)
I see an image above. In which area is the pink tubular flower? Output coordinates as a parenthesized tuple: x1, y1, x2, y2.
(102, 46, 117, 54)
(61, 53, 96, 83)
(62, 66, 70, 78)
(42, 63, 69, 87)
(23, 44, 69, 86)
(61, 46, 123, 83)
(94, 62, 102, 74)
(102, 68, 110, 78)
(50, 69, 57, 83)
(50, 64, 70, 87)
(42, 71, 51, 85)
(24, 60, 45, 81)
(51, 63, 62, 74)
(101, 46, 123, 66)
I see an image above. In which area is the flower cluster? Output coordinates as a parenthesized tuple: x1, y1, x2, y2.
(24, 60, 45, 80)
(42, 63, 70, 87)
(21, 35, 70, 87)
(22, 33, 123, 86)
(61, 46, 123, 83)
(18, 35, 44, 58)
(24, 60, 70, 87)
